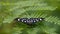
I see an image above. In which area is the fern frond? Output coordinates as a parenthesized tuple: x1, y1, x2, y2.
(0, 0, 60, 34)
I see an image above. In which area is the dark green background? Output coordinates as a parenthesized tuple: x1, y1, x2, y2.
(0, 0, 60, 34)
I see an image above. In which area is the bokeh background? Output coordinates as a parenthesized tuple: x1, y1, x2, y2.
(0, 0, 60, 34)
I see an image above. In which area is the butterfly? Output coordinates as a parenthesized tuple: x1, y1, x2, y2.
(15, 18, 44, 25)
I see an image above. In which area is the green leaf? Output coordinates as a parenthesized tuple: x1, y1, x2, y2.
(0, 0, 60, 34)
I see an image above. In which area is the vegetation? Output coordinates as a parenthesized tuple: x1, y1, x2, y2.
(0, 0, 60, 34)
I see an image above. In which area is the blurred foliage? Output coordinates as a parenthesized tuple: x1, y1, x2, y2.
(0, 0, 60, 34)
